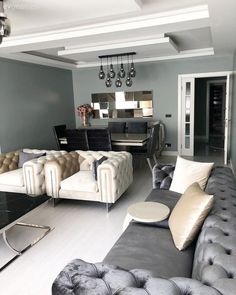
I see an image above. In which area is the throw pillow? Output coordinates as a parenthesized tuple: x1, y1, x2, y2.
(169, 182, 214, 251)
(92, 156, 108, 181)
(18, 151, 46, 168)
(169, 156, 214, 194)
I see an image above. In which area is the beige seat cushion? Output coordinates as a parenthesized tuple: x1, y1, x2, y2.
(169, 182, 214, 251)
(0, 168, 24, 187)
(170, 156, 214, 194)
(60, 171, 98, 193)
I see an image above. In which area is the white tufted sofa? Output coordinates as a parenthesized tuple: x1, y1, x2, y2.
(44, 150, 133, 205)
(0, 149, 67, 195)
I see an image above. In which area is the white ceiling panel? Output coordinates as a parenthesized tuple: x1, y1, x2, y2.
(57, 37, 178, 63)
(5, 0, 142, 35)
(168, 27, 212, 51)
(0, 0, 235, 69)
(207, 0, 236, 54)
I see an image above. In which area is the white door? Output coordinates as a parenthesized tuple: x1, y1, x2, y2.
(224, 73, 232, 165)
(179, 77, 195, 156)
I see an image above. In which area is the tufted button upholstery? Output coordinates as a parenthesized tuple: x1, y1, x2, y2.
(52, 259, 221, 295)
(78, 151, 133, 203)
(23, 150, 67, 196)
(45, 151, 133, 203)
(0, 149, 67, 196)
(52, 166, 236, 295)
(191, 167, 236, 295)
(44, 152, 80, 198)
(0, 151, 20, 174)
(153, 165, 236, 294)
(152, 164, 175, 189)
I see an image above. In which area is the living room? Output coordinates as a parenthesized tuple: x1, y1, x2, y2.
(0, 0, 236, 294)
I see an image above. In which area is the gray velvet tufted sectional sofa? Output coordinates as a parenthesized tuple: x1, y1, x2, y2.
(52, 165, 236, 295)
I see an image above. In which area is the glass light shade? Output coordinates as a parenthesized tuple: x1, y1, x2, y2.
(105, 77, 112, 87)
(109, 64, 115, 79)
(130, 62, 136, 78)
(98, 65, 105, 79)
(126, 76, 132, 87)
(119, 63, 126, 78)
(3, 18, 11, 37)
(115, 77, 122, 87)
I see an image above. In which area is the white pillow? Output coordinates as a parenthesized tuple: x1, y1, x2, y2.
(169, 156, 214, 194)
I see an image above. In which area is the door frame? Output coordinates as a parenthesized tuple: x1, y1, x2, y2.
(178, 71, 233, 163)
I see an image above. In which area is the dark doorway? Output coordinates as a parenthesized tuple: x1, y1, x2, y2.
(208, 82, 226, 149)
(194, 77, 226, 161)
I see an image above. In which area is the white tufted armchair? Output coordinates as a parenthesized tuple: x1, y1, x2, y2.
(44, 151, 133, 208)
(0, 149, 67, 195)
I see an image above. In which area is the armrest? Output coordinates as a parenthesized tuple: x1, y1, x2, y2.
(97, 152, 133, 203)
(0, 151, 20, 174)
(52, 259, 222, 295)
(152, 164, 175, 189)
(171, 277, 222, 295)
(44, 152, 80, 198)
(23, 151, 67, 196)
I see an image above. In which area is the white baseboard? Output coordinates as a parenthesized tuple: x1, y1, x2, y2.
(162, 151, 178, 156)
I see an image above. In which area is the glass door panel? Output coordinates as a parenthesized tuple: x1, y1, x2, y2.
(180, 77, 195, 156)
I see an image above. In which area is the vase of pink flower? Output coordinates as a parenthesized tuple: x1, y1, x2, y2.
(76, 104, 94, 126)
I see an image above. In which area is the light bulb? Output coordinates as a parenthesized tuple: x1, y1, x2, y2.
(126, 75, 132, 87)
(119, 63, 126, 78)
(105, 77, 112, 87)
(98, 65, 105, 79)
(115, 77, 122, 87)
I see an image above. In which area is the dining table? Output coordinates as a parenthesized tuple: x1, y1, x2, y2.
(58, 130, 150, 149)
(111, 133, 149, 147)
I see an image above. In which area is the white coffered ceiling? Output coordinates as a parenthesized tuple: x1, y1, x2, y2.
(0, 0, 235, 69)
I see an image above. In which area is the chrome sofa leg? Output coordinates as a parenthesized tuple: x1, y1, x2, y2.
(51, 198, 60, 207)
(153, 154, 158, 164)
(146, 158, 153, 172)
(106, 203, 113, 213)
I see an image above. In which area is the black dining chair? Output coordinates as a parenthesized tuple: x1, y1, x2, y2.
(131, 123, 160, 172)
(87, 129, 112, 151)
(53, 124, 67, 150)
(127, 121, 148, 134)
(108, 122, 126, 133)
(66, 129, 89, 151)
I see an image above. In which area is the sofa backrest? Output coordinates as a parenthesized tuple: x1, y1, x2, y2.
(0, 150, 20, 174)
(152, 164, 236, 294)
(192, 167, 236, 293)
(23, 150, 67, 195)
(22, 148, 66, 155)
(75, 150, 130, 171)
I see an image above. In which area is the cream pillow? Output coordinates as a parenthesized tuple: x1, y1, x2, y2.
(169, 156, 214, 194)
(169, 182, 214, 251)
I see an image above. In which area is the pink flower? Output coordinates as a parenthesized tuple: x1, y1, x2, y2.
(76, 104, 94, 118)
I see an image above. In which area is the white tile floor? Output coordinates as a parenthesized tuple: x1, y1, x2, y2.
(0, 154, 225, 295)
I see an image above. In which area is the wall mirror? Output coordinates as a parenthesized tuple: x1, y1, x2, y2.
(91, 91, 153, 119)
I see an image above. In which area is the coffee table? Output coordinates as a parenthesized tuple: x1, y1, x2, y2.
(123, 202, 170, 231)
(0, 191, 51, 271)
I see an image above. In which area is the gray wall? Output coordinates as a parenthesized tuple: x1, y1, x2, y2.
(230, 51, 236, 171)
(73, 55, 233, 151)
(0, 58, 75, 152)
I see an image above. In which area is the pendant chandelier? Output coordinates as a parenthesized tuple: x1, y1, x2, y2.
(98, 52, 136, 88)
